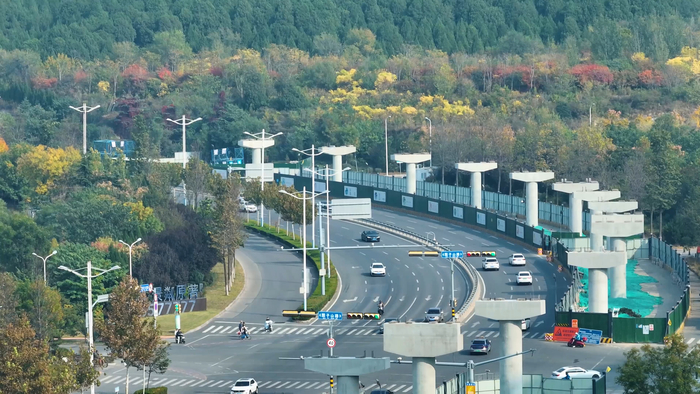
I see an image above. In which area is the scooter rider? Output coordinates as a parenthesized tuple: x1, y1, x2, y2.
(264, 317, 273, 332)
(573, 331, 582, 342)
(175, 328, 184, 344)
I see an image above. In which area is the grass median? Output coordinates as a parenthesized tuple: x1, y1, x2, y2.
(158, 262, 244, 334)
(245, 220, 338, 315)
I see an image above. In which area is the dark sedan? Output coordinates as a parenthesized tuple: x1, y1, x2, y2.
(361, 230, 381, 242)
(470, 337, 491, 354)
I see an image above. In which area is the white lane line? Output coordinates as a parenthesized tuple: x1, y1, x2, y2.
(477, 331, 486, 336)
(383, 251, 389, 255)
(507, 242, 515, 246)
(203, 326, 215, 333)
(484, 331, 494, 337)
(267, 382, 283, 388)
(407, 219, 417, 223)
(360, 252, 366, 256)
(465, 236, 474, 240)
(348, 329, 358, 335)
(342, 226, 350, 230)
(400, 297, 418, 319)
(286, 328, 299, 335)
(186, 334, 210, 345)
(405, 264, 409, 268)
(428, 225, 438, 229)
(297, 382, 312, 389)
(331, 240, 337, 243)
(459, 243, 465, 247)
(403, 386, 413, 392)
(220, 326, 234, 334)
(210, 326, 224, 334)
(407, 226, 415, 230)
(395, 258, 400, 261)
(688, 338, 697, 345)
(394, 385, 407, 392)
(489, 235, 497, 239)
(412, 272, 416, 276)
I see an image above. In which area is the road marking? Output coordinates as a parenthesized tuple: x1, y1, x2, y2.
(395, 258, 400, 261)
(688, 338, 697, 345)
(437, 294, 443, 307)
(459, 243, 465, 247)
(497, 249, 505, 253)
(417, 287, 419, 291)
(203, 326, 215, 333)
(331, 239, 337, 243)
(394, 385, 407, 392)
(348, 329, 358, 335)
(484, 331, 494, 337)
(408, 219, 417, 223)
(343, 297, 358, 303)
(441, 278, 444, 283)
(444, 237, 450, 241)
(489, 323, 495, 328)
(365, 280, 368, 284)
(405, 264, 409, 268)
(373, 296, 380, 302)
(400, 297, 418, 319)
(383, 251, 389, 255)
(342, 226, 350, 230)
(360, 252, 366, 256)
(507, 242, 515, 246)
(472, 322, 480, 328)
(186, 334, 210, 345)
(465, 236, 474, 240)
(428, 225, 438, 229)
(407, 226, 415, 230)
(429, 263, 434, 268)
(473, 230, 481, 233)
(535, 321, 544, 327)
(493, 332, 500, 338)
(399, 296, 405, 302)
(412, 272, 416, 276)
(211, 354, 236, 367)
(481, 242, 489, 246)
(416, 279, 419, 283)
(477, 331, 486, 336)
(426, 295, 432, 301)
(386, 295, 392, 305)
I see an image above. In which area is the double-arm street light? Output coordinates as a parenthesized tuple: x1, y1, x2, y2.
(303, 165, 351, 295)
(424, 117, 432, 168)
(70, 103, 101, 154)
(244, 130, 283, 228)
(32, 250, 57, 284)
(119, 238, 142, 278)
(293, 145, 323, 249)
(279, 186, 328, 310)
(166, 115, 202, 169)
(57, 261, 120, 394)
(384, 116, 392, 175)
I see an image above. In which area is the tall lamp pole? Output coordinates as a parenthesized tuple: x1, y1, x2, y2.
(304, 165, 351, 295)
(384, 116, 392, 175)
(280, 187, 328, 310)
(166, 115, 202, 169)
(57, 262, 120, 394)
(244, 130, 283, 227)
(32, 250, 57, 284)
(293, 145, 323, 248)
(424, 117, 432, 168)
(69, 103, 101, 154)
(119, 238, 142, 278)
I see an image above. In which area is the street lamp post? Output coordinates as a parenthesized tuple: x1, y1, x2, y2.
(70, 103, 101, 155)
(293, 145, 323, 249)
(424, 117, 432, 168)
(244, 130, 283, 228)
(57, 261, 120, 394)
(119, 238, 142, 278)
(32, 250, 57, 284)
(279, 187, 328, 310)
(166, 115, 202, 169)
(384, 116, 392, 175)
(304, 165, 351, 296)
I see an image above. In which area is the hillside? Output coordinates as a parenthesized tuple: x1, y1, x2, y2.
(0, 0, 696, 59)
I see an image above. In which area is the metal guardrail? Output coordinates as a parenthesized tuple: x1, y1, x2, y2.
(347, 218, 482, 322)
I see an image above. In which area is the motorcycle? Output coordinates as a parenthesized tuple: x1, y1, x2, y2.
(175, 335, 186, 344)
(567, 336, 587, 348)
(264, 322, 273, 333)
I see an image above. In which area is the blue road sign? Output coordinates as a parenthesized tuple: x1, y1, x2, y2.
(318, 311, 343, 321)
(140, 284, 150, 293)
(578, 328, 603, 345)
(440, 250, 464, 259)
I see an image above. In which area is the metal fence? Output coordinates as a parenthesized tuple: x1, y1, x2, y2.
(323, 171, 593, 231)
(435, 373, 605, 394)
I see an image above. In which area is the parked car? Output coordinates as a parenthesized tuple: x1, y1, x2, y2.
(379, 318, 400, 334)
(482, 257, 500, 271)
(370, 262, 387, 277)
(230, 378, 259, 394)
(469, 337, 492, 354)
(551, 367, 601, 380)
(239, 202, 257, 213)
(361, 230, 381, 242)
(509, 253, 526, 266)
(516, 271, 533, 285)
(424, 308, 444, 322)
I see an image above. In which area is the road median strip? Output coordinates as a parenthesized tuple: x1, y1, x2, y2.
(245, 220, 339, 319)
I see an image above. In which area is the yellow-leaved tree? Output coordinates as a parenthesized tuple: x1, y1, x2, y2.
(374, 71, 397, 90)
(0, 136, 8, 153)
(16, 145, 81, 195)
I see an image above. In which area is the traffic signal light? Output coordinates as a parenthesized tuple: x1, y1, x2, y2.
(363, 313, 381, 320)
(347, 312, 364, 319)
(423, 251, 439, 257)
(452, 308, 455, 318)
(330, 376, 334, 388)
(481, 251, 496, 257)
(175, 304, 180, 314)
(466, 251, 481, 257)
(282, 310, 318, 318)
(408, 251, 424, 257)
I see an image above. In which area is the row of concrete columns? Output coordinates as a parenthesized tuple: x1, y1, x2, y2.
(304, 300, 546, 394)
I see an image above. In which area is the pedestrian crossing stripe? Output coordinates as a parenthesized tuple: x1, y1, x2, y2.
(97, 377, 413, 392)
(461, 330, 547, 339)
(201, 325, 381, 336)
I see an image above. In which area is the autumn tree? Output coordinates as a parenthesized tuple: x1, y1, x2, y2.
(96, 277, 163, 394)
(136, 341, 170, 389)
(15, 280, 64, 342)
(16, 145, 81, 197)
(0, 317, 78, 393)
(211, 175, 246, 295)
(184, 158, 213, 209)
(0, 273, 19, 328)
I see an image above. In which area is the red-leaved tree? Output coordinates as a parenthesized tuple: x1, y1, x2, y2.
(569, 64, 614, 85)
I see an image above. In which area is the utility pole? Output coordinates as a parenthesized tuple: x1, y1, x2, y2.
(32, 250, 57, 284)
(425, 117, 432, 168)
(244, 130, 283, 227)
(294, 145, 323, 248)
(384, 116, 391, 175)
(69, 103, 101, 154)
(166, 115, 202, 169)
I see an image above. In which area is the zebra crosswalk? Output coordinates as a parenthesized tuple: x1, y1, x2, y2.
(201, 325, 381, 336)
(96, 375, 413, 392)
(461, 330, 547, 339)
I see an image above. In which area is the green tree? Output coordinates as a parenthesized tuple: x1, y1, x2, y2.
(617, 334, 700, 393)
(15, 280, 64, 342)
(136, 341, 170, 389)
(211, 175, 246, 295)
(0, 200, 50, 276)
(184, 158, 213, 210)
(96, 277, 163, 394)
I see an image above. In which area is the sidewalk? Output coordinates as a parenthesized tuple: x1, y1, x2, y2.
(634, 259, 683, 318)
(681, 266, 700, 342)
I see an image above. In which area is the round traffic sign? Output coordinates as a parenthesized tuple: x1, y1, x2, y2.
(327, 338, 336, 348)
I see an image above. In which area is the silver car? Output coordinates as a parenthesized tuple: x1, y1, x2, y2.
(424, 308, 444, 322)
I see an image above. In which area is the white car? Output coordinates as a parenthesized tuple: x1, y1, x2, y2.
(370, 262, 387, 277)
(509, 253, 526, 266)
(516, 271, 533, 285)
(482, 257, 500, 271)
(551, 366, 602, 380)
(230, 378, 259, 394)
(239, 202, 258, 213)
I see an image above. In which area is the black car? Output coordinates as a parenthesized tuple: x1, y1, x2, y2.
(361, 230, 381, 242)
(470, 337, 492, 354)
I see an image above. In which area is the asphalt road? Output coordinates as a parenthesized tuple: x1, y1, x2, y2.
(92, 207, 629, 393)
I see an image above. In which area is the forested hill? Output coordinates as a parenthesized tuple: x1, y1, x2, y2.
(2, 0, 696, 60)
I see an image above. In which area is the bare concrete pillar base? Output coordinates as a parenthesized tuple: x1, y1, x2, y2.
(501, 320, 523, 394)
(338, 376, 360, 394)
(413, 357, 436, 394)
